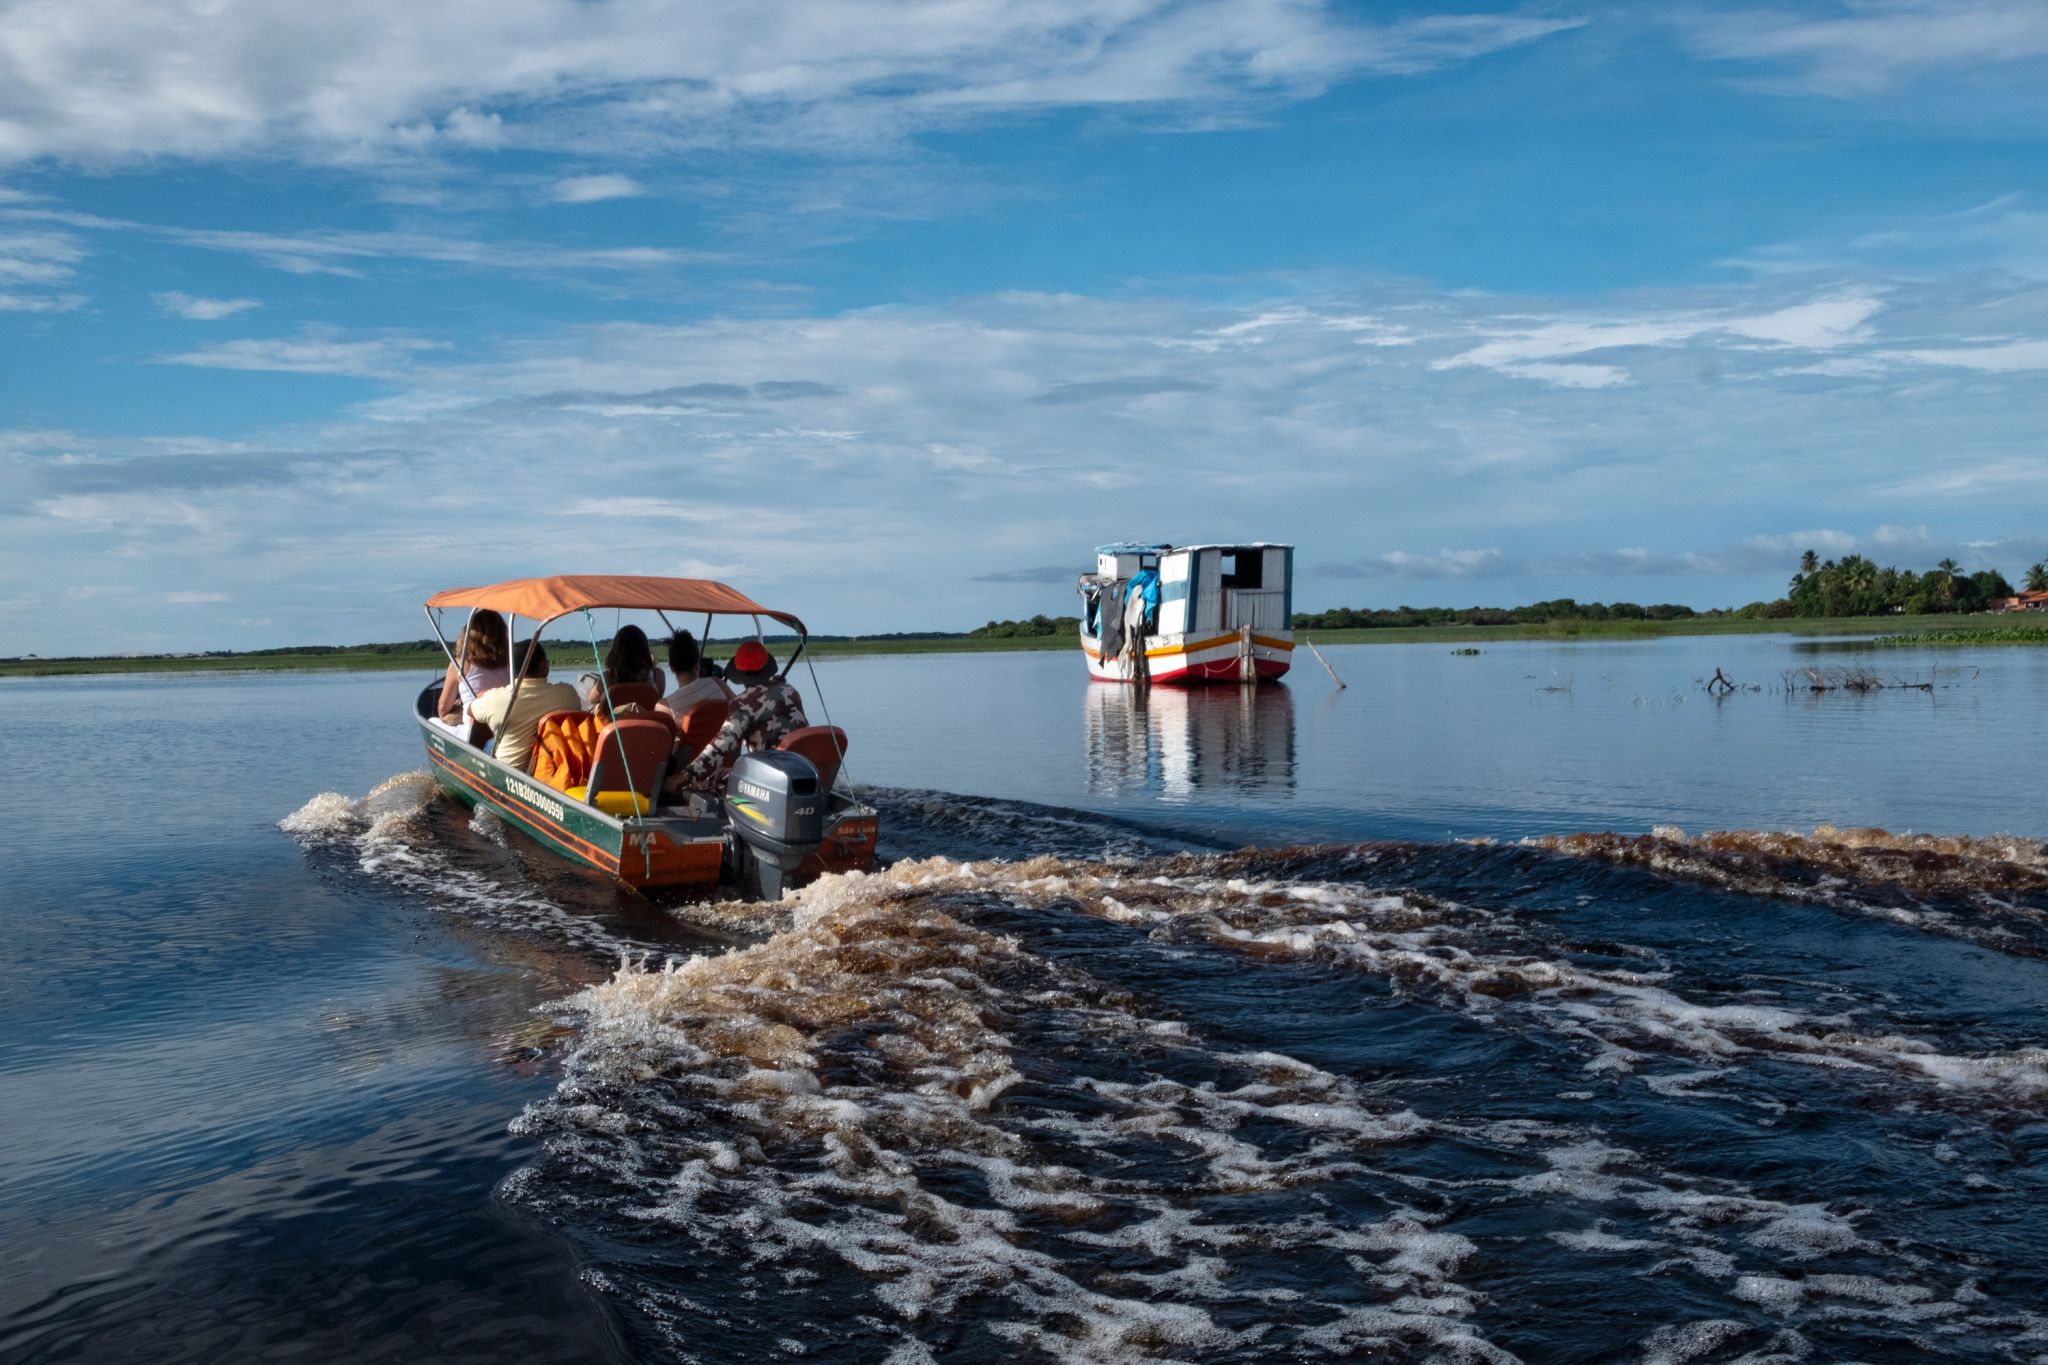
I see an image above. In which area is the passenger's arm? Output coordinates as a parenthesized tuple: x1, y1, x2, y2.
(679, 712, 747, 788)
(436, 663, 463, 719)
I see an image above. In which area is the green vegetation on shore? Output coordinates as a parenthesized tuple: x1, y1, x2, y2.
(0, 632, 1077, 678)
(10, 612, 2036, 679)
(969, 614, 1080, 638)
(1297, 614, 2011, 646)
(1290, 550, 2046, 635)
(1874, 625, 2048, 647)
(1293, 598, 1703, 631)
(1783, 551, 2033, 617)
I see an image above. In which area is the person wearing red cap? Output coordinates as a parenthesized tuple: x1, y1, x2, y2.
(671, 639, 808, 792)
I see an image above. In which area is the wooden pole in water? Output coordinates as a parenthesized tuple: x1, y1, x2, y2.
(1303, 633, 1347, 689)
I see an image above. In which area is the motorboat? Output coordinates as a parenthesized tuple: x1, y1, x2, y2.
(1079, 543, 1294, 684)
(416, 574, 876, 898)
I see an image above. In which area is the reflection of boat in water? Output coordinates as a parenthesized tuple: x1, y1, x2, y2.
(1085, 682, 1296, 799)
(1079, 543, 1294, 684)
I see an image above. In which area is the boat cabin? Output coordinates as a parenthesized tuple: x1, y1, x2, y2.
(1080, 542, 1294, 685)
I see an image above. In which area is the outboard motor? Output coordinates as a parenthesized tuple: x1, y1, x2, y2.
(723, 751, 827, 900)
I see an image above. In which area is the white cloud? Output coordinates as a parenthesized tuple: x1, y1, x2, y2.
(152, 290, 262, 320)
(154, 329, 448, 378)
(165, 591, 227, 603)
(1728, 196, 2048, 279)
(1432, 292, 1883, 387)
(551, 173, 644, 204)
(4, 205, 715, 279)
(1685, 0, 2048, 96)
(1880, 338, 2048, 372)
(1878, 457, 2048, 498)
(0, 1, 1580, 166)
(7, 271, 2047, 652)
(1322, 548, 1508, 579)
(1870, 523, 1934, 549)
(0, 290, 82, 312)
(0, 227, 86, 310)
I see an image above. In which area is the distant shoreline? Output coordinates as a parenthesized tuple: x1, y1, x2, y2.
(3, 613, 2033, 678)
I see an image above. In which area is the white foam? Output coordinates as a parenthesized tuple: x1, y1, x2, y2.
(507, 864, 1523, 1360)
(278, 790, 364, 838)
(1732, 1275, 1805, 1312)
(282, 769, 649, 955)
(846, 854, 2048, 1107)
(1638, 1319, 1750, 1365)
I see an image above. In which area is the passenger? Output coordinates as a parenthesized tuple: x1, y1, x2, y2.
(470, 639, 582, 773)
(669, 640, 808, 792)
(656, 629, 731, 716)
(578, 623, 667, 710)
(434, 609, 511, 730)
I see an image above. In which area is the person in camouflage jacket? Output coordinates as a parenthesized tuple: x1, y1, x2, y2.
(676, 640, 808, 791)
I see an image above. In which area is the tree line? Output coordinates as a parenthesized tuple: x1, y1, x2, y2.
(1291, 600, 1700, 630)
(970, 614, 1081, 638)
(1289, 552, 2048, 630)
(1775, 551, 2044, 618)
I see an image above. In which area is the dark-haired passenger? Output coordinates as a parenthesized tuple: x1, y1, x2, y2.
(434, 609, 510, 734)
(657, 629, 731, 717)
(578, 623, 666, 711)
(472, 639, 581, 773)
(669, 641, 807, 793)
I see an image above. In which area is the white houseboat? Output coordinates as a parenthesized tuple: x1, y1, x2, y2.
(1079, 542, 1294, 685)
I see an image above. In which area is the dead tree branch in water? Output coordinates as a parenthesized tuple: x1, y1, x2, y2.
(1775, 666, 1951, 695)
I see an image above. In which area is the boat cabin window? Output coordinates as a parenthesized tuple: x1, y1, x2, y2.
(1219, 550, 1264, 591)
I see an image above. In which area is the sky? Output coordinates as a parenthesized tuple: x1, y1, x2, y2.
(3, 0, 2047, 654)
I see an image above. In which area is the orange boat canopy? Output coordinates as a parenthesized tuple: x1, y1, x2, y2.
(425, 575, 806, 634)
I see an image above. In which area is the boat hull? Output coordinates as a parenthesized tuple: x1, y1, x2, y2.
(419, 718, 875, 891)
(1080, 629, 1292, 684)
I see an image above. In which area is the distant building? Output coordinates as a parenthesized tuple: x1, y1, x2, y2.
(1991, 591, 2048, 612)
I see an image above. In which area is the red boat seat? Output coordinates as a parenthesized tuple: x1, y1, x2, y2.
(673, 697, 730, 763)
(776, 726, 849, 793)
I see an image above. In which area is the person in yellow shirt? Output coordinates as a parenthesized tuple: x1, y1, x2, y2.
(469, 639, 581, 773)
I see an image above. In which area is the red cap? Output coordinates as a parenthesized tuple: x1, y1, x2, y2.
(732, 640, 773, 674)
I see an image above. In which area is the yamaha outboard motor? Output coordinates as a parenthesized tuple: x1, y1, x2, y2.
(724, 751, 827, 900)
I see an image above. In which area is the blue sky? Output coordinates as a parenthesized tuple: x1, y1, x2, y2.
(4, 0, 2047, 652)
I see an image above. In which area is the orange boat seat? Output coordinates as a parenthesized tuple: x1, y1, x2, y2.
(533, 707, 679, 791)
(776, 726, 849, 794)
(673, 697, 731, 763)
(566, 718, 672, 817)
(530, 710, 601, 790)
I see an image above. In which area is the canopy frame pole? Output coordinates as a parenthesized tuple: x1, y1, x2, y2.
(581, 608, 645, 820)
(423, 606, 457, 670)
(502, 612, 532, 739)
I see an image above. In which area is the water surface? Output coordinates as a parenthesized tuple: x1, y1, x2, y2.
(3, 633, 2045, 1363)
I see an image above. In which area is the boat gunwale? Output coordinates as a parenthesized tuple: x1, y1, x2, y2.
(416, 713, 876, 841)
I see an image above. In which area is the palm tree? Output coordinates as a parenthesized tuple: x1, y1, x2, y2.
(2027, 561, 2048, 594)
(1799, 549, 1819, 576)
(1935, 557, 1960, 603)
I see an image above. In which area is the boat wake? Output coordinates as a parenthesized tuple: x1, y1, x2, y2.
(507, 854, 2048, 1362)
(1531, 825, 2048, 959)
(280, 772, 704, 959)
(283, 782, 2048, 1360)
